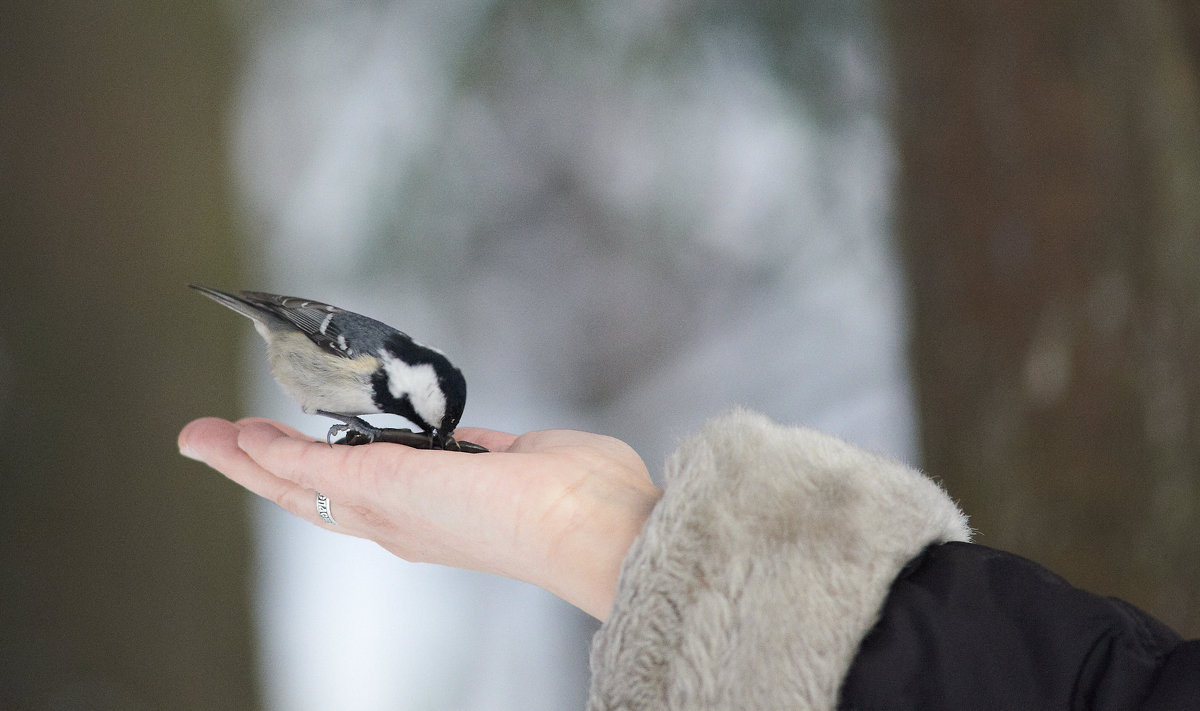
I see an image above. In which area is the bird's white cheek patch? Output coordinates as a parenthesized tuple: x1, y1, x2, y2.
(380, 355, 447, 426)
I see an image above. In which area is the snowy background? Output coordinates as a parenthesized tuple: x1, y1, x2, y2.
(228, 2, 912, 708)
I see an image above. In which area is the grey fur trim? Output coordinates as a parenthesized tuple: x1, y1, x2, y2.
(588, 409, 970, 710)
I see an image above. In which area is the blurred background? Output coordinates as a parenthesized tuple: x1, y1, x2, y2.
(2, 1, 1197, 709)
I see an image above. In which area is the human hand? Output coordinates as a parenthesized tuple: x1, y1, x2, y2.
(177, 418, 662, 620)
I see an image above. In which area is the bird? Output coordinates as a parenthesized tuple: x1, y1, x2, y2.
(189, 284, 468, 449)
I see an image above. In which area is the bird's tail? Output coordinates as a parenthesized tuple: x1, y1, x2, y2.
(188, 284, 270, 323)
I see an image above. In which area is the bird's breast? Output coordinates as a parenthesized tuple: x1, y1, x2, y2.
(266, 332, 380, 415)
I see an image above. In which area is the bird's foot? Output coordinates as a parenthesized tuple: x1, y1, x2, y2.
(363, 428, 487, 452)
(315, 413, 488, 453)
(438, 436, 489, 454)
(317, 411, 385, 446)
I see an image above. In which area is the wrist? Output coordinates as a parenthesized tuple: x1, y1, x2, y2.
(538, 474, 661, 620)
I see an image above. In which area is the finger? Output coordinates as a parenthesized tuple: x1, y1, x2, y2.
(178, 416, 230, 462)
(234, 416, 315, 441)
(235, 420, 378, 497)
(453, 427, 517, 452)
(179, 418, 323, 525)
(179, 416, 253, 466)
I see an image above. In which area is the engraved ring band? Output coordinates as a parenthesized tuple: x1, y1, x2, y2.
(316, 491, 337, 526)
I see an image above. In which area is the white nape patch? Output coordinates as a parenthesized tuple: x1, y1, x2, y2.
(380, 353, 446, 427)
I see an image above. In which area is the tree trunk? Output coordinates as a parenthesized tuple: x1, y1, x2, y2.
(0, 4, 260, 708)
(885, 1, 1200, 634)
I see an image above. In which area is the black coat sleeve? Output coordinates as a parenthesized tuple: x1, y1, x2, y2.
(838, 542, 1200, 710)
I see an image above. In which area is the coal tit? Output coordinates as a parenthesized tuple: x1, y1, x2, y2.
(190, 285, 468, 449)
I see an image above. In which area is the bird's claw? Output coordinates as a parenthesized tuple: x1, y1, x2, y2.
(318, 411, 384, 447)
(315, 411, 487, 452)
(325, 423, 349, 447)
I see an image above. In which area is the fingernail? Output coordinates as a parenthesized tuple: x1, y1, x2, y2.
(179, 442, 206, 463)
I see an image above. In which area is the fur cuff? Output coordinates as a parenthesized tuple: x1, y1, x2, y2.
(588, 409, 970, 710)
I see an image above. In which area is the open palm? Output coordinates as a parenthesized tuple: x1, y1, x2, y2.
(179, 418, 661, 620)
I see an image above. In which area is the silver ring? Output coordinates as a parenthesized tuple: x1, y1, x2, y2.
(316, 491, 337, 526)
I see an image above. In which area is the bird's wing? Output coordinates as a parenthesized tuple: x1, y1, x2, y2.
(238, 290, 357, 358)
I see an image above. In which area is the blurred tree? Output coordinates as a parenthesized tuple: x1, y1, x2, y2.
(0, 4, 259, 709)
(885, 2, 1200, 634)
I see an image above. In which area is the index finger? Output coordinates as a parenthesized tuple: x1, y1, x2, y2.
(178, 417, 317, 522)
(453, 427, 517, 452)
(235, 420, 454, 498)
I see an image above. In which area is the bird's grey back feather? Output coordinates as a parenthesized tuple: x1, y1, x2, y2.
(190, 285, 406, 359)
